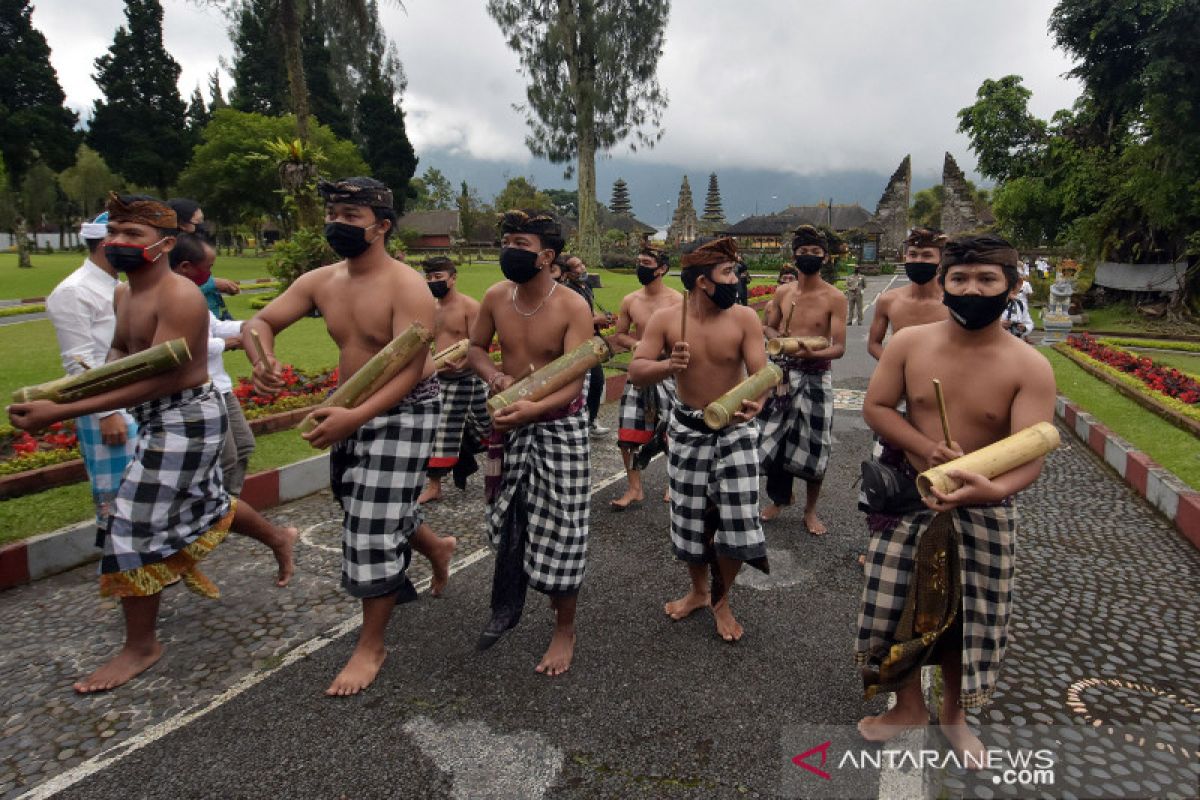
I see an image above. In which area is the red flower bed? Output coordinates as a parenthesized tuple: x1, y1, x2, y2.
(232, 364, 340, 419)
(0, 421, 80, 476)
(1067, 333, 1200, 405)
(749, 284, 778, 299)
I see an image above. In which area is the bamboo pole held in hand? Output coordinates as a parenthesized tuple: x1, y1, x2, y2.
(765, 336, 830, 356)
(487, 336, 613, 414)
(917, 422, 1061, 498)
(703, 363, 784, 429)
(932, 379, 953, 447)
(432, 339, 469, 370)
(12, 338, 192, 403)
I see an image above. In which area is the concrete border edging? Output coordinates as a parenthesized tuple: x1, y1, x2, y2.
(0, 453, 332, 591)
(1055, 394, 1200, 550)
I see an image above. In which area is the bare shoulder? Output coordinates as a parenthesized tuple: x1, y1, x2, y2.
(291, 262, 337, 292)
(887, 322, 929, 353)
(556, 284, 591, 313)
(774, 283, 797, 304)
(1011, 339, 1054, 381)
(480, 281, 511, 307)
(733, 304, 763, 328)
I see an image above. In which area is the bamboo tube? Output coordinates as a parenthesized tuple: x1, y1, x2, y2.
(703, 363, 784, 429)
(917, 421, 1061, 498)
(765, 336, 831, 356)
(13, 338, 192, 403)
(432, 339, 469, 370)
(783, 299, 796, 335)
(679, 295, 688, 341)
(297, 322, 433, 436)
(932, 379, 952, 447)
(487, 336, 613, 413)
(249, 329, 268, 370)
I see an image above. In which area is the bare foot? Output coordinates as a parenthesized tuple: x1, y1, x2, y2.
(325, 644, 386, 696)
(856, 706, 929, 742)
(760, 503, 785, 521)
(73, 642, 163, 693)
(534, 627, 576, 676)
(941, 723, 987, 771)
(273, 526, 298, 587)
(663, 488, 670, 503)
(804, 510, 827, 536)
(427, 534, 458, 597)
(610, 486, 643, 511)
(711, 600, 744, 643)
(664, 590, 710, 620)
(417, 482, 441, 504)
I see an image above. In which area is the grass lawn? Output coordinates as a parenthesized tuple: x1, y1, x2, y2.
(0, 252, 275, 299)
(1033, 301, 1200, 338)
(1044, 348, 1200, 489)
(1125, 349, 1200, 380)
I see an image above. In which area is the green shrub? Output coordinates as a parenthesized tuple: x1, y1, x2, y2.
(268, 226, 334, 288)
(0, 447, 80, 476)
(0, 303, 45, 318)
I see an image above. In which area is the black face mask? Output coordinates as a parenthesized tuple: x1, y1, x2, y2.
(943, 290, 1011, 330)
(104, 240, 165, 272)
(706, 282, 739, 310)
(427, 280, 449, 299)
(499, 247, 541, 284)
(324, 222, 377, 259)
(794, 254, 823, 275)
(904, 261, 938, 285)
(636, 266, 659, 286)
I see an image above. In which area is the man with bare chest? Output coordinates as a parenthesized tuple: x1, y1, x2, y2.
(629, 237, 770, 643)
(610, 246, 682, 510)
(246, 178, 457, 696)
(855, 234, 1055, 767)
(759, 225, 848, 534)
(466, 210, 593, 676)
(867, 227, 950, 361)
(419, 256, 489, 504)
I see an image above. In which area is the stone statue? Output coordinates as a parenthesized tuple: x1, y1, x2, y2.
(1042, 260, 1079, 344)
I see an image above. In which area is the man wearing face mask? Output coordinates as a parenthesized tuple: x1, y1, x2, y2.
(419, 256, 489, 504)
(168, 198, 238, 321)
(245, 177, 457, 696)
(867, 227, 950, 360)
(759, 225, 848, 534)
(609, 246, 682, 510)
(45, 212, 138, 527)
(856, 234, 1055, 766)
(561, 254, 614, 434)
(465, 210, 594, 677)
(628, 237, 770, 644)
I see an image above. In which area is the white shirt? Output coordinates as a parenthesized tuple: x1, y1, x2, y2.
(46, 259, 120, 376)
(207, 313, 244, 394)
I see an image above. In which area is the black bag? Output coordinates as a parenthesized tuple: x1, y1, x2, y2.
(859, 458, 925, 516)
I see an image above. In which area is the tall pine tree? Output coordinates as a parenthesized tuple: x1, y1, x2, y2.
(355, 52, 417, 208)
(88, 0, 191, 195)
(0, 0, 80, 184)
(207, 70, 228, 110)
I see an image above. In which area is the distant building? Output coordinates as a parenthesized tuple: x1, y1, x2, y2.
(721, 203, 874, 254)
(396, 210, 460, 249)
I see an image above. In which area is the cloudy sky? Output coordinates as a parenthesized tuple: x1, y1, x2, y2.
(32, 0, 1082, 222)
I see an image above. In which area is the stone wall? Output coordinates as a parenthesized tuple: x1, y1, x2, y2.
(940, 152, 984, 234)
(872, 155, 911, 258)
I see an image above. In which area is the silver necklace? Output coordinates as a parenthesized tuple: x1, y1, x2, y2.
(511, 280, 557, 317)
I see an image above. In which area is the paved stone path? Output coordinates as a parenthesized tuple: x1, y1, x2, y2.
(1, 275, 1196, 799)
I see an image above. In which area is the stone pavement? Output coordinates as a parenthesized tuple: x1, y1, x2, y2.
(1, 276, 1197, 798)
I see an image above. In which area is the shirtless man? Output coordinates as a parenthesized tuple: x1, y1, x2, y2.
(759, 225, 848, 533)
(628, 236, 770, 643)
(610, 246, 682, 510)
(855, 234, 1055, 766)
(9, 193, 292, 693)
(245, 177, 457, 696)
(867, 227, 950, 360)
(466, 210, 593, 676)
(418, 256, 488, 504)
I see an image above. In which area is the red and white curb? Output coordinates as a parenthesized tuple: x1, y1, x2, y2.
(1056, 395, 1200, 550)
(0, 454, 330, 591)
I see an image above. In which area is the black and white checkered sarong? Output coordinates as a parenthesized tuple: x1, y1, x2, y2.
(428, 370, 489, 472)
(617, 377, 676, 448)
(100, 383, 231, 575)
(487, 408, 589, 594)
(667, 404, 767, 564)
(330, 377, 440, 599)
(856, 503, 1017, 708)
(759, 358, 833, 481)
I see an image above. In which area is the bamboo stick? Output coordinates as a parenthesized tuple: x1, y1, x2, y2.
(297, 322, 433, 436)
(679, 294, 688, 342)
(783, 299, 797, 335)
(917, 421, 1061, 498)
(703, 363, 784, 429)
(248, 329, 268, 370)
(13, 338, 192, 403)
(432, 339, 470, 370)
(765, 336, 831, 356)
(487, 336, 613, 413)
(932, 379, 953, 447)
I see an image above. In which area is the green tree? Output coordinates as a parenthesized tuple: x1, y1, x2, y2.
(186, 85, 211, 136)
(545, 188, 578, 218)
(88, 0, 192, 196)
(176, 108, 367, 228)
(456, 180, 489, 244)
(411, 167, 456, 210)
(956, 76, 1047, 183)
(909, 186, 943, 229)
(208, 69, 228, 109)
(355, 53, 418, 208)
(487, 0, 670, 264)
(58, 145, 123, 219)
(493, 176, 552, 214)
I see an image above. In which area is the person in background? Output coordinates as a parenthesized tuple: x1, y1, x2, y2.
(168, 198, 239, 321)
(560, 254, 614, 435)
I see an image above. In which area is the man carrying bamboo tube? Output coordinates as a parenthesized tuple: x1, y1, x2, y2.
(8, 194, 292, 694)
(45, 212, 137, 525)
(855, 233, 1055, 766)
(866, 227, 950, 361)
(245, 177, 457, 696)
(466, 210, 593, 676)
(418, 256, 490, 504)
(609, 246, 682, 510)
(628, 236, 769, 644)
(758, 225, 848, 533)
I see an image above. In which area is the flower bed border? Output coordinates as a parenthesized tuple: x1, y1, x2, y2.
(1053, 344, 1200, 438)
